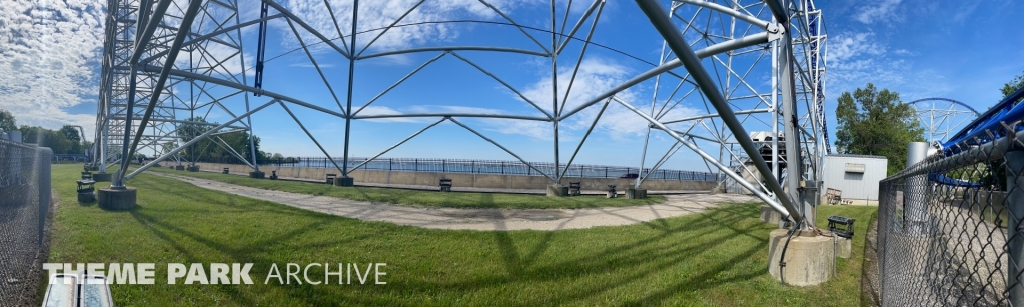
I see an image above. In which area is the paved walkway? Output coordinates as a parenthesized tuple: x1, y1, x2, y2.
(155, 172, 759, 231)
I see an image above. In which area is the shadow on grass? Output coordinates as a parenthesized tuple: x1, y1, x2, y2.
(85, 169, 779, 306)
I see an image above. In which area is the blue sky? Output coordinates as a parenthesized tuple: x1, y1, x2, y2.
(1, 0, 1022, 172)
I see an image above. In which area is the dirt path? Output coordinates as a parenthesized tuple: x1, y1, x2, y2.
(155, 173, 759, 231)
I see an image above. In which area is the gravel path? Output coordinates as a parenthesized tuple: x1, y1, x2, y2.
(156, 173, 759, 231)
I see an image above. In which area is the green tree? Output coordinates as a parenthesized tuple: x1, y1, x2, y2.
(18, 125, 76, 154)
(60, 125, 81, 142)
(1002, 70, 1024, 105)
(982, 71, 1024, 190)
(174, 116, 265, 163)
(835, 83, 925, 175)
(0, 109, 15, 132)
(59, 125, 83, 153)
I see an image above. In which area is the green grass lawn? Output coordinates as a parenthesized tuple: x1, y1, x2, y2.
(49, 164, 876, 306)
(147, 166, 666, 209)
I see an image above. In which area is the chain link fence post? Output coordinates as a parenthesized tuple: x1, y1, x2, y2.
(1006, 150, 1024, 305)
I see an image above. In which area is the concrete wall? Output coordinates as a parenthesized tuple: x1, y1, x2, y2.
(189, 162, 716, 191)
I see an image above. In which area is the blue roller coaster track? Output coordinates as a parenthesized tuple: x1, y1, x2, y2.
(926, 86, 1024, 187)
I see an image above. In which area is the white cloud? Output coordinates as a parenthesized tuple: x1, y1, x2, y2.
(893, 49, 914, 56)
(516, 57, 702, 139)
(277, 0, 536, 54)
(289, 62, 335, 68)
(0, 0, 105, 139)
(356, 105, 426, 123)
(826, 31, 920, 99)
(830, 32, 886, 62)
(854, 0, 902, 24)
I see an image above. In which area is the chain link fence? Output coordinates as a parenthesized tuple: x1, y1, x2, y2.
(877, 123, 1024, 306)
(195, 156, 723, 182)
(0, 139, 51, 305)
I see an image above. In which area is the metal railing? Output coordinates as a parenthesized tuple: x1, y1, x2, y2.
(0, 139, 51, 305)
(195, 156, 723, 182)
(876, 123, 1024, 306)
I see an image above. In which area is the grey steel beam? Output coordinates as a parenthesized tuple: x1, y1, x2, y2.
(478, 0, 550, 54)
(357, 46, 549, 60)
(353, 53, 447, 117)
(557, 0, 605, 117)
(449, 118, 556, 182)
(323, 0, 349, 52)
(263, 0, 352, 59)
(140, 66, 349, 119)
(128, 0, 173, 65)
(341, 0, 359, 177)
(676, 0, 771, 29)
(117, 0, 204, 187)
(287, 18, 346, 114)
(106, 116, 247, 130)
(212, 136, 256, 169)
(558, 32, 769, 121)
(633, 0, 800, 220)
(765, 0, 790, 24)
(232, 6, 260, 173)
(277, 101, 345, 176)
(347, 118, 447, 172)
(559, 99, 611, 180)
(353, 113, 550, 121)
(661, 108, 772, 125)
(356, 0, 425, 57)
(776, 5, 806, 224)
(125, 99, 278, 180)
(615, 96, 792, 220)
(554, 0, 602, 55)
(449, 52, 552, 119)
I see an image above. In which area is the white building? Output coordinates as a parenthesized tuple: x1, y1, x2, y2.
(821, 154, 888, 205)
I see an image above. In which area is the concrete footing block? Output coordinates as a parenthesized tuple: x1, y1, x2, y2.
(626, 188, 647, 199)
(333, 176, 354, 187)
(186, 166, 200, 172)
(249, 171, 265, 179)
(97, 187, 137, 210)
(175, 165, 185, 170)
(834, 237, 852, 258)
(768, 229, 834, 286)
(546, 185, 568, 197)
(760, 205, 781, 224)
(92, 173, 112, 182)
(712, 187, 727, 194)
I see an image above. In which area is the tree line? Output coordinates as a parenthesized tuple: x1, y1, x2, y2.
(0, 109, 90, 155)
(836, 70, 1024, 176)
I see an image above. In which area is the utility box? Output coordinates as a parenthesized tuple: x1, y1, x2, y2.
(822, 154, 888, 205)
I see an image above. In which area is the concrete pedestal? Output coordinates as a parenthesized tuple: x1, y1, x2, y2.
(97, 187, 137, 210)
(760, 205, 781, 224)
(626, 189, 647, 199)
(92, 173, 112, 182)
(333, 176, 354, 187)
(175, 165, 185, 170)
(249, 171, 265, 179)
(546, 185, 568, 197)
(186, 166, 200, 172)
(768, 229, 834, 286)
(834, 237, 852, 258)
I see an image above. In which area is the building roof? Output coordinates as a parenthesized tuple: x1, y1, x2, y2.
(826, 154, 888, 160)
